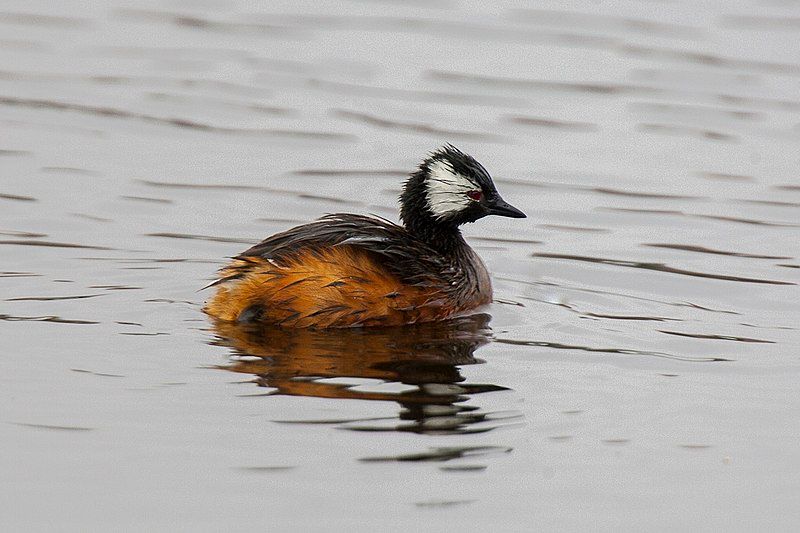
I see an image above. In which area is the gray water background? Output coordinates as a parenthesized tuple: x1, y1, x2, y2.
(1, 1, 800, 531)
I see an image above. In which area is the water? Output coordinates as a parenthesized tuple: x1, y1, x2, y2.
(1, 1, 799, 530)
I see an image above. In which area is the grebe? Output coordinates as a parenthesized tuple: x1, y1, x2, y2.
(203, 145, 525, 328)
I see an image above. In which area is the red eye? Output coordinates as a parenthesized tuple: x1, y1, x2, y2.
(467, 190, 482, 201)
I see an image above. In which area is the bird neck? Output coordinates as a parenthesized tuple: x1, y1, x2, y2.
(400, 170, 469, 257)
(403, 215, 468, 257)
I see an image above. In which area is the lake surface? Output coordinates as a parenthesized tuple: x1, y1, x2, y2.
(2, 0, 799, 530)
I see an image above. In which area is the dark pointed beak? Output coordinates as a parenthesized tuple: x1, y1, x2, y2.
(488, 197, 526, 218)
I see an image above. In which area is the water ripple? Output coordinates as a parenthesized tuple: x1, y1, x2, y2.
(0, 12, 89, 28)
(146, 232, 258, 245)
(494, 338, 729, 362)
(532, 252, 795, 285)
(621, 44, 800, 76)
(644, 243, 792, 260)
(505, 115, 598, 131)
(509, 9, 704, 39)
(0, 229, 46, 238)
(658, 330, 774, 344)
(0, 314, 98, 324)
(0, 240, 112, 250)
(290, 169, 408, 178)
(0, 193, 36, 202)
(694, 214, 799, 228)
(308, 78, 526, 107)
(0, 96, 355, 141)
(426, 69, 669, 96)
(360, 445, 512, 463)
(334, 109, 507, 142)
(637, 123, 738, 142)
(6, 294, 105, 302)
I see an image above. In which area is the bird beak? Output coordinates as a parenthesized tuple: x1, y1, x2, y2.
(488, 197, 526, 218)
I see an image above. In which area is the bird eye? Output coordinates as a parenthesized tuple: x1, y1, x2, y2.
(466, 190, 482, 201)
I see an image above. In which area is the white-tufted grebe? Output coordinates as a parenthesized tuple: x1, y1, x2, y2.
(203, 145, 525, 328)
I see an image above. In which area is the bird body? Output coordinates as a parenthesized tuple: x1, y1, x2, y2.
(203, 146, 524, 328)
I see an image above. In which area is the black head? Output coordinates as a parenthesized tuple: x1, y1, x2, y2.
(400, 145, 525, 232)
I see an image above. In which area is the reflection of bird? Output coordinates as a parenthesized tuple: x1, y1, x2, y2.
(203, 145, 525, 327)
(212, 314, 511, 434)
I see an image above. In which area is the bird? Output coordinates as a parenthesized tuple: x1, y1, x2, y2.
(203, 145, 525, 328)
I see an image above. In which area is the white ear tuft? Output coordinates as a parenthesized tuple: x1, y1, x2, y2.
(425, 159, 477, 219)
